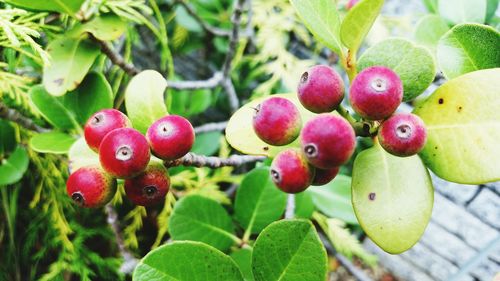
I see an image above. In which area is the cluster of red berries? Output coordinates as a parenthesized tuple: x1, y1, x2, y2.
(253, 65, 427, 193)
(66, 109, 195, 208)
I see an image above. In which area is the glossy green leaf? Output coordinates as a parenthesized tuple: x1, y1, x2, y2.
(230, 248, 254, 281)
(234, 167, 287, 234)
(61, 72, 113, 124)
(167, 89, 212, 117)
(43, 36, 100, 96)
(0, 120, 16, 157)
(294, 192, 315, 219)
(0, 146, 29, 186)
(290, 0, 343, 55)
(437, 24, 500, 79)
(423, 0, 438, 13)
(438, 0, 487, 25)
(414, 68, 500, 184)
(70, 14, 127, 41)
(252, 219, 327, 281)
(133, 241, 244, 281)
(340, 0, 384, 53)
(169, 195, 237, 251)
(4, 0, 85, 16)
(68, 138, 99, 173)
(191, 131, 222, 156)
(29, 132, 76, 154)
(358, 38, 436, 101)
(125, 70, 168, 133)
(351, 143, 433, 254)
(486, 0, 499, 22)
(226, 94, 315, 157)
(414, 15, 450, 52)
(30, 85, 79, 130)
(306, 175, 358, 224)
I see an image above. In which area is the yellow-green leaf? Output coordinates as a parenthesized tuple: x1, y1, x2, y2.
(70, 14, 127, 41)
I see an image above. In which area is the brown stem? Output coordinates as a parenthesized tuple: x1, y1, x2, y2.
(0, 102, 50, 133)
(164, 152, 265, 168)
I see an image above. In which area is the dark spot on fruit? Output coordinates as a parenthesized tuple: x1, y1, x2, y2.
(438, 98, 444, 104)
(143, 185, 158, 198)
(368, 192, 376, 201)
(53, 78, 64, 86)
(457, 106, 463, 112)
(71, 192, 85, 206)
(263, 146, 269, 151)
(300, 71, 309, 84)
(304, 143, 318, 158)
(270, 169, 281, 183)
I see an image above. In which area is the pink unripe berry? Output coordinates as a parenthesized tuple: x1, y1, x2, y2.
(125, 164, 170, 206)
(378, 113, 427, 157)
(252, 97, 302, 146)
(99, 128, 151, 179)
(349, 66, 403, 120)
(300, 114, 356, 169)
(66, 166, 117, 208)
(84, 109, 132, 152)
(270, 149, 315, 194)
(147, 115, 195, 161)
(297, 65, 345, 113)
(312, 167, 340, 186)
(346, 0, 359, 9)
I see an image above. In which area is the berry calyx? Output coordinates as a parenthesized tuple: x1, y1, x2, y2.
(300, 114, 356, 169)
(312, 167, 340, 186)
(84, 109, 132, 152)
(349, 66, 403, 120)
(125, 164, 170, 206)
(270, 149, 315, 193)
(99, 128, 151, 178)
(252, 97, 302, 146)
(66, 166, 117, 208)
(297, 65, 344, 113)
(377, 113, 427, 157)
(146, 115, 195, 161)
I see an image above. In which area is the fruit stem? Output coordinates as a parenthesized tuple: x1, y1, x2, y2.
(336, 104, 357, 125)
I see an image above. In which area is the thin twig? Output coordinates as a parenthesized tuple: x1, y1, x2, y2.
(167, 72, 223, 90)
(0, 102, 49, 133)
(194, 121, 228, 134)
(175, 0, 231, 37)
(164, 152, 265, 168)
(284, 194, 295, 219)
(105, 204, 139, 275)
(90, 35, 139, 77)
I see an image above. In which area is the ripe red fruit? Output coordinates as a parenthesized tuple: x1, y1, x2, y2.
(300, 114, 356, 169)
(378, 113, 427, 157)
(84, 109, 131, 152)
(297, 65, 344, 113)
(99, 128, 151, 178)
(312, 167, 340, 186)
(146, 115, 195, 161)
(125, 164, 170, 206)
(349, 66, 403, 120)
(253, 97, 302, 146)
(66, 166, 117, 208)
(270, 149, 315, 193)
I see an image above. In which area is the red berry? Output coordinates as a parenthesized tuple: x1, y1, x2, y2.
(349, 66, 403, 120)
(312, 167, 340, 186)
(66, 166, 117, 208)
(378, 113, 427, 157)
(253, 97, 302, 146)
(300, 114, 356, 169)
(146, 115, 195, 161)
(84, 109, 131, 152)
(298, 65, 344, 113)
(99, 128, 151, 178)
(270, 149, 315, 193)
(125, 164, 170, 206)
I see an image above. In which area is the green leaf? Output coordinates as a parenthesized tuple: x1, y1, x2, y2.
(30, 85, 80, 130)
(234, 167, 287, 234)
(125, 70, 168, 133)
(70, 14, 127, 41)
(340, 0, 384, 53)
(414, 68, 500, 184)
(133, 241, 244, 281)
(423, 0, 438, 13)
(306, 175, 358, 224)
(168, 89, 212, 117)
(252, 219, 327, 281)
(230, 248, 254, 281)
(226, 94, 315, 157)
(4, 0, 85, 16)
(437, 23, 500, 79)
(191, 131, 222, 156)
(290, 0, 343, 55)
(351, 143, 433, 254)
(0, 120, 16, 157)
(414, 15, 450, 53)
(0, 146, 29, 186)
(357, 38, 436, 101)
(68, 138, 100, 173)
(438, 0, 487, 25)
(30, 132, 76, 154)
(486, 0, 499, 22)
(169, 195, 237, 251)
(61, 72, 114, 124)
(294, 192, 315, 219)
(43, 36, 100, 96)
